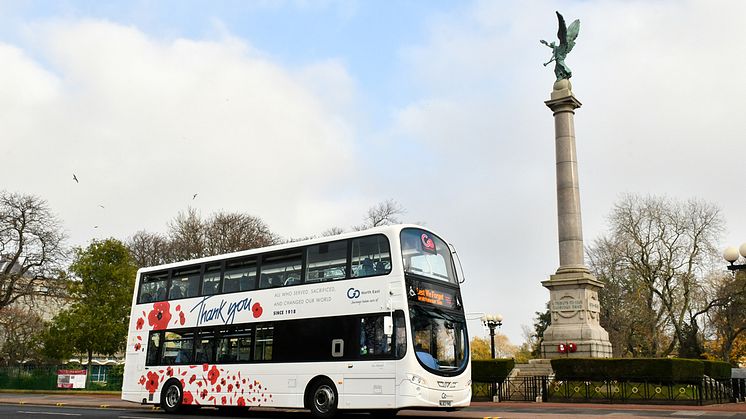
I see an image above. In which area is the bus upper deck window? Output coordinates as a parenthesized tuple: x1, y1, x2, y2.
(351, 235, 391, 278)
(139, 271, 168, 304)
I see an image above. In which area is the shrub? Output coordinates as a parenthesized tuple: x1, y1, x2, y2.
(702, 360, 731, 380)
(472, 358, 515, 382)
(551, 358, 704, 383)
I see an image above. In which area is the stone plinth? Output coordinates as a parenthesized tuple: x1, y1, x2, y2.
(541, 79, 612, 359)
(541, 272, 612, 358)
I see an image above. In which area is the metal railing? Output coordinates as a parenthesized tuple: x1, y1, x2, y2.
(548, 377, 732, 405)
(473, 376, 739, 405)
(0, 365, 122, 391)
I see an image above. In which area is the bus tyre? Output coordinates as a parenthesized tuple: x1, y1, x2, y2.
(308, 379, 338, 418)
(160, 379, 184, 414)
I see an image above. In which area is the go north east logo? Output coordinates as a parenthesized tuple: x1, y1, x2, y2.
(346, 287, 381, 303)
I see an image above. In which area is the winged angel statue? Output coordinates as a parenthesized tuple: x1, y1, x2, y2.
(540, 11, 580, 81)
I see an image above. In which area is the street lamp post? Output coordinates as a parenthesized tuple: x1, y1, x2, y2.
(481, 313, 504, 358)
(723, 243, 746, 271)
(480, 313, 503, 401)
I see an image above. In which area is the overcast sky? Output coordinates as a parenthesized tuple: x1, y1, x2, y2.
(2, 0, 746, 345)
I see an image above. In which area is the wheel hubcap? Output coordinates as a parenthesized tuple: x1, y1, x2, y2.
(314, 385, 335, 413)
(165, 385, 180, 408)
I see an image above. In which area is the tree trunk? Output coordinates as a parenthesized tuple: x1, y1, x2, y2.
(86, 349, 93, 390)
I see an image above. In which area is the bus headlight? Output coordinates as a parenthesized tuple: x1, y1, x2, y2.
(408, 374, 426, 385)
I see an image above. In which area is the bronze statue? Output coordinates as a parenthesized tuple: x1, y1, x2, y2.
(541, 11, 580, 81)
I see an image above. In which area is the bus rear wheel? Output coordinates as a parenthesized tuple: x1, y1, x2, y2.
(160, 379, 184, 414)
(308, 379, 338, 418)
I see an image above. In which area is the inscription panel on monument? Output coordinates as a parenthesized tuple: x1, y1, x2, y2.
(551, 298, 600, 312)
(552, 299, 582, 311)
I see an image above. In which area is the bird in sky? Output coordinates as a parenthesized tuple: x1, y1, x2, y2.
(193, 193, 198, 200)
(98, 204, 105, 209)
(73, 174, 79, 183)
(93, 225, 98, 229)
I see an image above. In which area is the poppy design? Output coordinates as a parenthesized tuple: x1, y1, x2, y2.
(251, 302, 263, 318)
(145, 371, 160, 394)
(166, 367, 174, 377)
(136, 317, 145, 330)
(147, 301, 172, 330)
(228, 384, 233, 392)
(134, 343, 142, 351)
(237, 397, 245, 406)
(200, 389, 208, 399)
(138, 376, 146, 385)
(216, 384, 222, 393)
(183, 391, 194, 405)
(189, 374, 197, 384)
(207, 365, 220, 385)
(179, 311, 186, 325)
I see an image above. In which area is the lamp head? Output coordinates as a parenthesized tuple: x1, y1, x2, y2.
(724, 246, 739, 263)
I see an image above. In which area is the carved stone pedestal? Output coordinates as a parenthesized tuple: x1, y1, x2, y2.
(541, 272, 612, 358)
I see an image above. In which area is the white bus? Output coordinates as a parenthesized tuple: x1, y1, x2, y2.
(122, 225, 470, 417)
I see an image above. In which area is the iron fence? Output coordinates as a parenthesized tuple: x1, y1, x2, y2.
(732, 378, 746, 403)
(473, 376, 738, 405)
(0, 365, 122, 391)
(548, 377, 732, 405)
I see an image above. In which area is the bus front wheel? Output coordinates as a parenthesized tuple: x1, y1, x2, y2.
(160, 379, 184, 414)
(308, 378, 338, 418)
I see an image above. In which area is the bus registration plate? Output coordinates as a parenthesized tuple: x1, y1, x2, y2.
(439, 400, 452, 407)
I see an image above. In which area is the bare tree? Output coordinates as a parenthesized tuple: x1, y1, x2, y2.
(0, 306, 46, 365)
(126, 208, 279, 266)
(354, 199, 406, 230)
(204, 211, 278, 255)
(167, 207, 206, 262)
(321, 227, 346, 237)
(0, 191, 67, 311)
(588, 194, 724, 357)
(126, 230, 171, 268)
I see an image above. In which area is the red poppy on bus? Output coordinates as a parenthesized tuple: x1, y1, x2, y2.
(183, 391, 194, 405)
(208, 365, 220, 385)
(145, 371, 160, 394)
(252, 302, 263, 318)
(147, 302, 172, 330)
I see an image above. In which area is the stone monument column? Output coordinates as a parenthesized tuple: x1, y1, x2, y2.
(540, 79, 612, 358)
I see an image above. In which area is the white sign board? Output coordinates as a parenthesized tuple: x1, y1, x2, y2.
(57, 370, 87, 389)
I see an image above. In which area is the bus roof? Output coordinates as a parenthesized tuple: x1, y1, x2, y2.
(135, 223, 443, 276)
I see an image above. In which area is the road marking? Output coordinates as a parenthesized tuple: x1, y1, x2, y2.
(55, 403, 66, 407)
(119, 416, 156, 419)
(18, 411, 82, 416)
(671, 412, 706, 417)
(99, 404, 110, 408)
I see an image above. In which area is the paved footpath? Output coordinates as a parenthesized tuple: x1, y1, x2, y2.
(1, 392, 746, 418)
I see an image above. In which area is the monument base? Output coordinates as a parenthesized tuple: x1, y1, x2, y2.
(541, 271, 613, 359)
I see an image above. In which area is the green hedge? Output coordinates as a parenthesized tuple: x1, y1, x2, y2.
(702, 360, 731, 380)
(471, 358, 515, 382)
(551, 358, 704, 383)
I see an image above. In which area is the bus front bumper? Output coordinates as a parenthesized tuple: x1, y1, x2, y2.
(397, 379, 471, 409)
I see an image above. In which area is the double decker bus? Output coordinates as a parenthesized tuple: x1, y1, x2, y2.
(122, 225, 470, 417)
